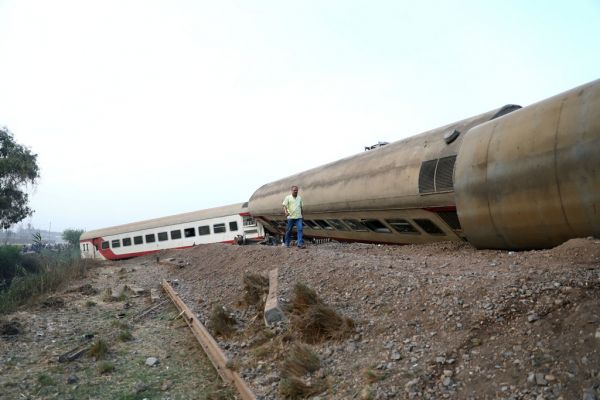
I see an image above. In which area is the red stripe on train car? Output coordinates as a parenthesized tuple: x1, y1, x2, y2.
(422, 206, 457, 212)
(93, 239, 246, 260)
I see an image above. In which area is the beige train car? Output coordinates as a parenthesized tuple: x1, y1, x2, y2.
(248, 79, 600, 250)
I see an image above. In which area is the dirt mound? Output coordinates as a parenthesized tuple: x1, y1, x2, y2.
(547, 236, 600, 261)
(2, 239, 600, 399)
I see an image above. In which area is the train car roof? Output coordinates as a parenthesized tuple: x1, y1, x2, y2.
(80, 202, 247, 240)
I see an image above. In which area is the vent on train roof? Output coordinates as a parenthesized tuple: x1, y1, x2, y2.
(418, 155, 457, 194)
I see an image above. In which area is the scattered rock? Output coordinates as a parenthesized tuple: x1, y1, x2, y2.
(145, 357, 159, 367)
(0, 320, 22, 336)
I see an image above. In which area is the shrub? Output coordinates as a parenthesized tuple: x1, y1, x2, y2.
(0, 247, 98, 315)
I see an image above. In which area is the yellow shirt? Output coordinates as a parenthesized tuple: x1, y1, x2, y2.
(282, 195, 303, 219)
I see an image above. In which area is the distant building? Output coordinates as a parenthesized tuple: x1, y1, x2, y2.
(0, 224, 65, 245)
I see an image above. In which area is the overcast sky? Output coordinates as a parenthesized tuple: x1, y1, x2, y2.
(0, 0, 599, 233)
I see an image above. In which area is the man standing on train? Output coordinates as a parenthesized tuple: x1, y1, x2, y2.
(282, 185, 305, 249)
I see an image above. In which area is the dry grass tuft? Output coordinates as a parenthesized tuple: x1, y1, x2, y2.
(88, 339, 109, 360)
(290, 283, 320, 313)
(210, 305, 237, 337)
(281, 343, 320, 378)
(290, 283, 354, 343)
(363, 368, 387, 383)
(279, 376, 327, 399)
(242, 273, 269, 306)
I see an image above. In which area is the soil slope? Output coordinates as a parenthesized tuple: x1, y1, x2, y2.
(1, 238, 600, 400)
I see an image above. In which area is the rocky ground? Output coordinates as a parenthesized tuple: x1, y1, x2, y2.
(1, 238, 600, 399)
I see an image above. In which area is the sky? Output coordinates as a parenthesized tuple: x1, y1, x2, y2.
(0, 0, 599, 233)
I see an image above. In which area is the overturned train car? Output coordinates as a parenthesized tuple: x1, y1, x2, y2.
(248, 79, 600, 250)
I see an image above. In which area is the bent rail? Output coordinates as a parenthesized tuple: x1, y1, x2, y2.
(161, 280, 256, 400)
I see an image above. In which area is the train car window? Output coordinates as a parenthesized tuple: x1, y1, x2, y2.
(314, 220, 334, 230)
(361, 219, 392, 233)
(304, 220, 320, 229)
(229, 221, 238, 231)
(343, 219, 369, 232)
(111, 239, 121, 248)
(184, 228, 196, 238)
(213, 223, 226, 233)
(326, 219, 349, 231)
(413, 219, 446, 235)
(122, 237, 132, 246)
(133, 236, 143, 245)
(386, 219, 420, 234)
(198, 226, 210, 235)
(145, 234, 156, 243)
(158, 232, 168, 241)
(170, 230, 182, 240)
(101, 241, 109, 249)
(243, 216, 256, 227)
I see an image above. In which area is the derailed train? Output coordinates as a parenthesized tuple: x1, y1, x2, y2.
(81, 79, 600, 259)
(80, 203, 264, 260)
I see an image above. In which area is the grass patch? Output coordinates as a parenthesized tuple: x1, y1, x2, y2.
(97, 361, 115, 374)
(112, 320, 130, 330)
(118, 330, 134, 342)
(0, 248, 99, 315)
(37, 374, 55, 386)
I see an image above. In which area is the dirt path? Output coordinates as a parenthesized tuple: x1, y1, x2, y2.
(1, 238, 599, 399)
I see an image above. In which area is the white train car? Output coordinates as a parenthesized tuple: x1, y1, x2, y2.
(79, 202, 264, 260)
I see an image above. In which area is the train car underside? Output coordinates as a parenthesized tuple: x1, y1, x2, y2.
(259, 206, 464, 245)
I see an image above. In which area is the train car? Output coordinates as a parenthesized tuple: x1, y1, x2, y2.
(79, 202, 264, 260)
(248, 79, 600, 250)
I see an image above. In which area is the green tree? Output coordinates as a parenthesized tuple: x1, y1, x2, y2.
(0, 127, 39, 229)
(62, 229, 84, 247)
